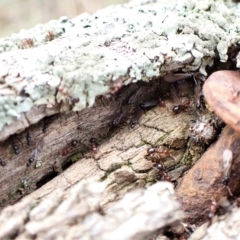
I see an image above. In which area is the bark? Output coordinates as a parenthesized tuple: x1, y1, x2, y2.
(0, 180, 183, 240)
(1, 0, 240, 239)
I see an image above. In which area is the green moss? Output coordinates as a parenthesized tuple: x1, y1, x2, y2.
(6, 185, 21, 203)
(117, 179, 138, 193)
(183, 153, 193, 165)
(99, 164, 123, 181)
(136, 141, 145, 147)
(69, 152, 82, 163)
(155, 134, 168, 145)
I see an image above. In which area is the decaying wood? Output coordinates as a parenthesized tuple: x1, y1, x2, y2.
(1, 0, 240, 239)
(0, 91, 196, 207)
(0, 180, 183, 240)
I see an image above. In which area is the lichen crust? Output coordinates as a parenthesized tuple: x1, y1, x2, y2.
(0, 0, 239, 140)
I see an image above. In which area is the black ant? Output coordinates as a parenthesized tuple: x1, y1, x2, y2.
(139, 99, 158, 110)
(26, 155, 35, 167)
(26, 132, 32, 146)
(127, 85, 147, 105)
(89, 138, 98, 154)
(26, 137, 44, 167)
(0, 158, 6, 167)
(11, 141, 19, 155)
(71, 97, 80, 106)
(131, 108, 144, 128)
(71, 139, 78, 148)
(112, 108, 130, 127)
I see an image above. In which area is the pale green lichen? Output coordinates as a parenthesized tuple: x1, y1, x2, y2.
(0, 0, 239, 141)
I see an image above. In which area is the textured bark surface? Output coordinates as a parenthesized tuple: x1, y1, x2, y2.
(0, 180, 184, 240)
(0, 0, 239, 140)
(1, 0, 240, 239)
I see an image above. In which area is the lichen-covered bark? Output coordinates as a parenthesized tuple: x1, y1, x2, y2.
(1, 0, 240, 239)
(0, 0, 239, 140)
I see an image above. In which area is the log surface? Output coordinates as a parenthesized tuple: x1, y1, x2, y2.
(0, 0, 239, 140)
(1, 0, 240, 239)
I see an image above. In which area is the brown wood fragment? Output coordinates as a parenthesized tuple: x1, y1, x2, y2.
(176, 126, 240, 225)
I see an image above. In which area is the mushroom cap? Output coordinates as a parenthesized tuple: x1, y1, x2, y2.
(203, 70, 240, 133)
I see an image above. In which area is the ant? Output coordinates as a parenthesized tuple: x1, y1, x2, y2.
(172, 100, 190, 114)
(26, 137, 44, 167)
(146, 147, 173, 182)
(146, 146, 176, 161)
(26, 132, 32, 146)
(71, 139, 78, 148)
(207, 199, 218, 225)
(89, 138, 98, 154)
(112, 108, 130, 127)
(62, 146, 71, 156)
(169, 83, 190, 114)
(131, 108, 144, 128)
(139, 99, 158, 110)
(11, 141, 20, 155)
(127, 85, 147, 105)
(26, 155, 35, 167)
(159, 98, 166, 107)
(222, 149, 233, 196)
(61, 139, 79, 156)
(130, 98, 165, 128)
(155, 163, 172, 182)
(194, 79, 203, 109)
(47, 30, 55, 41)
(0, 158, 6, 167)
(71, 97, 80, 106)
(147, 147, 170, 157)
(20, 38, 34, 48)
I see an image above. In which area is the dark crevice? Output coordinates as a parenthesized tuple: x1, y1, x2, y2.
(36, 171, 58, 189)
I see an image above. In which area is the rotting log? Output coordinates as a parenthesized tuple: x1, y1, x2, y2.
(1, 0, 240, 239)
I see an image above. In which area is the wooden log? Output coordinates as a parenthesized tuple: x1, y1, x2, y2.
(1, 0, 240, 239)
